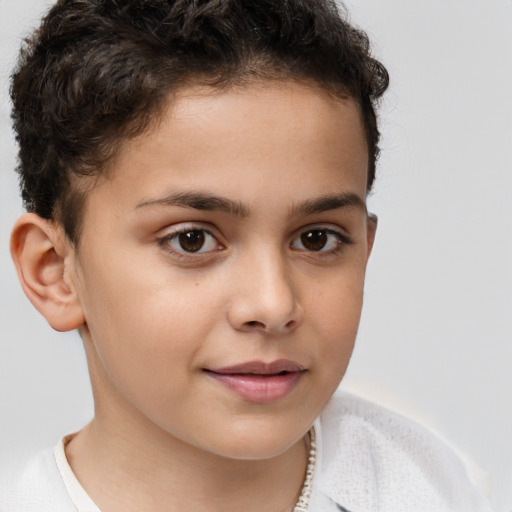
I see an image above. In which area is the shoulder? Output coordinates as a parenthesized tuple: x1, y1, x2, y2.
(317, 392, 493, 512)
(0, 445, 76, 512)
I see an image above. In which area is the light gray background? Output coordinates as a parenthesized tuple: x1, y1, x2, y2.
(1, 1, 511, 510)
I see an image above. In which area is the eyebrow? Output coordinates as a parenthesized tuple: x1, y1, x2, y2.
(291, 192, 367, 216)
(135, 190, 366, 218)
(135, 191, 250, 217)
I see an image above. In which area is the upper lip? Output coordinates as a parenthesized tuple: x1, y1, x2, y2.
(206, 359, 305, 375)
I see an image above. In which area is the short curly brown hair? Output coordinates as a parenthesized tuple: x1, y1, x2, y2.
(10, 0, 389, 243)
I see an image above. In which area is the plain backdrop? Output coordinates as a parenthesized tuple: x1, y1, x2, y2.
(1, 1, 511, 510)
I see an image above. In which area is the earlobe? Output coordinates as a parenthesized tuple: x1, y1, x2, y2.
(10, 213, 85, 332)
(366, 213, 378, 260)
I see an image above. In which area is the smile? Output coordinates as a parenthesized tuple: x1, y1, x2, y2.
(204, 360, 306, 404)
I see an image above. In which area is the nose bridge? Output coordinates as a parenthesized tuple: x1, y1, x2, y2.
(227, 242, 302, 334)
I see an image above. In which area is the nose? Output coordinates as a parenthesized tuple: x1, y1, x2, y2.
(226, 250, 303, 335)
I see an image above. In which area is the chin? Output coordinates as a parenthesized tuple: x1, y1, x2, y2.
(196, 418, 310, 461)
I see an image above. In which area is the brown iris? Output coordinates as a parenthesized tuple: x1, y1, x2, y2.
(178, 230, 206, 252)
(300, 230, 328, 251)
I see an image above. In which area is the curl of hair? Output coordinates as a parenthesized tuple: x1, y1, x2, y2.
(11, 0, 389, 242)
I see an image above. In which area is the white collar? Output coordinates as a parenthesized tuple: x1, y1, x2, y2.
(54, 434, 101, 512)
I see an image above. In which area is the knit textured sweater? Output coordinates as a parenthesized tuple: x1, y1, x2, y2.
(0, 392, 493, 512)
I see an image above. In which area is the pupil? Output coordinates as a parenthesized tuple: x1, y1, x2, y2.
(301, 230, 327, 251)
(179, 230, 205, 252)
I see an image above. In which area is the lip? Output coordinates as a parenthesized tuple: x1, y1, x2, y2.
(204, 359, 306, 404)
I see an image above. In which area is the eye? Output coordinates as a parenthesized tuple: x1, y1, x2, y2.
(162, 228, 222, 254)
(291, 228, 348, 253)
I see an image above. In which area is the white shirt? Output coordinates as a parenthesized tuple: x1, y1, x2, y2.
(0, 393, 493, 512)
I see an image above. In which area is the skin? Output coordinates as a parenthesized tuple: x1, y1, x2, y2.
(11, 81, 376, 512)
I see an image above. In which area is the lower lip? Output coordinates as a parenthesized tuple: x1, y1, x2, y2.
(206, 371, 304, 403)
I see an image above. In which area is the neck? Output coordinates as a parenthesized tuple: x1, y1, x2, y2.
(66, 414, 309, 512)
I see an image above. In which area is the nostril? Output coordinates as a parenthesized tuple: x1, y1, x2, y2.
(244, 319, 297, 332)
(246, 320, 265, 328)
(285, 320, 296, 329)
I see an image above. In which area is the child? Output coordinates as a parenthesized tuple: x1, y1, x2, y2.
(0, 1, 493, 511)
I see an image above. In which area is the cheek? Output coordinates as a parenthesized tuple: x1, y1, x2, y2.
(294, 277, 363, 421)
(306, 269, 365, 371)
(77, 255, 221, 390)
(308, 267, 365, 332)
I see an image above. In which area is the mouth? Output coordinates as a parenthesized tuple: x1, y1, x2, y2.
(203, 360, 306, 403)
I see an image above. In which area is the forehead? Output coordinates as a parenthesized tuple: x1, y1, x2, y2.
(82, 81, 368, 221)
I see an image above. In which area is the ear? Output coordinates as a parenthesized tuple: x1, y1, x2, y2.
(366, 213, 378, 261)
(10, 213, 85, 332)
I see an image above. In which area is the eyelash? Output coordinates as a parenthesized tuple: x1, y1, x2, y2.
(290, 227, 353, 255)
(157, 224, 353, 260)
(158, 225, 224, 259)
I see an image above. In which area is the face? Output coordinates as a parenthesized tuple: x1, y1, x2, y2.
(69, 81, 374, 460)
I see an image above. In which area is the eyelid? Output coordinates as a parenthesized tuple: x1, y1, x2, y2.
(290, 224, 353, 252)
(157, 222, 225, 257)
(158, 221, 214, 235)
